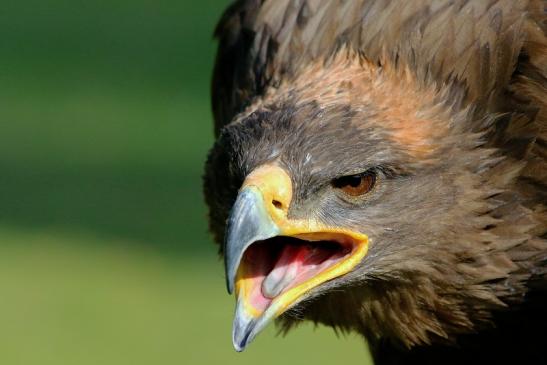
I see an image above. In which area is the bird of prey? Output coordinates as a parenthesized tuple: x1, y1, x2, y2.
(203, 1, 547, 364)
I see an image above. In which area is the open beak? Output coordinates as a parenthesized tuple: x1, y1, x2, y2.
(224, 165, 369, 351)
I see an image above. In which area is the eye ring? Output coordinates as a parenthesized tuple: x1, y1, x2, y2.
(332, 170, 376, 197)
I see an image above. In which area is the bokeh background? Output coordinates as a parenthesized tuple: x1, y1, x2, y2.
(0, 1, 372, 364)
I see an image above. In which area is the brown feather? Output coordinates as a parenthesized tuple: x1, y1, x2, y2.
(206, 1, 547, 364)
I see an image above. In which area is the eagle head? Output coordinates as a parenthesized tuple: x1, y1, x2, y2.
(203, 54, 532, 351)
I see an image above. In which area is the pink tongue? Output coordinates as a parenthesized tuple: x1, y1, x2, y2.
(261, 244, 336, 299)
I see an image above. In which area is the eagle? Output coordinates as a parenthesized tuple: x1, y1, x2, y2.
(203, 1, 547, 364)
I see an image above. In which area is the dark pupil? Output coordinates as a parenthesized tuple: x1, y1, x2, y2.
(333, 174, 363, 188)
(347, 175, 363, 187)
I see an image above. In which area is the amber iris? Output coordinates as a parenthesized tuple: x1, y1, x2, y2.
(332, 171, 376, 196)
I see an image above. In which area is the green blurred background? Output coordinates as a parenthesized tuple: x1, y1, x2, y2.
(0, 1, 372, 364)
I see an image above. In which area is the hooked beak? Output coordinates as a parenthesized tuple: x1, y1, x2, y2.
(224, 165, 369, 351)
(224, 187, 279, 295)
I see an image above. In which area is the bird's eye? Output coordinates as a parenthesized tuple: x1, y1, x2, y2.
(332, 171, 376, 197)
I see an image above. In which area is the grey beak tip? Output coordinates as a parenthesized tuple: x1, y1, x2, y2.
(232, 319, 253, 352)
(225, 261, 235, 294)
(233, 341, 246, 352)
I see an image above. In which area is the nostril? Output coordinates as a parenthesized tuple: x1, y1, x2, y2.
(272, 200, 283, 209)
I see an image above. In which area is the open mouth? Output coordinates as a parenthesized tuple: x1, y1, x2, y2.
(224, 165, 370, 351)
(236, 233, 361, 316)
